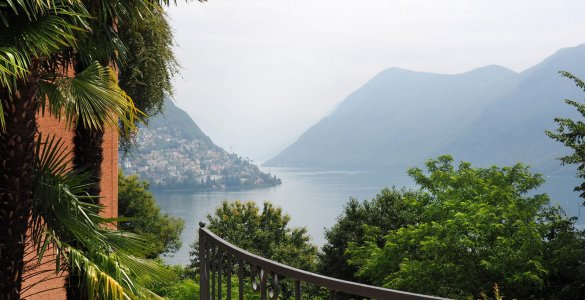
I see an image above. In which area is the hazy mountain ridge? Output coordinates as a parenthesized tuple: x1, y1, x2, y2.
(264, 44, 585, 174)
(438, 44, 585, 173)
(121, 99, 281, 190)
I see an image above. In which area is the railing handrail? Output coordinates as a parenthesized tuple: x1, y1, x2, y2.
(199, 223, 448, 300)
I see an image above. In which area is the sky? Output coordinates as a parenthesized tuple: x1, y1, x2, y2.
(166, 0, 585, 162)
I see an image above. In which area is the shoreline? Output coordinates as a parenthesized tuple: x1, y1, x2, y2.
(150, 182, 282, 193)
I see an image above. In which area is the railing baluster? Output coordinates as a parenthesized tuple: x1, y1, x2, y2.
(295, 280, 301, 300)
(329, 289, 335, 300)
(218, 248, 223, 300)
(238, 259, 244, 300)
(206, 242, 212, 299)
(211, 245, 216, 300)
(199, 229, 208, 300)
(260, 268, 268, 300)
(227, 255, 232, 299)
(269, 272, 279, 300)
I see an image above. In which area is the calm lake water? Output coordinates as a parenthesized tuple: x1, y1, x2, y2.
(154, 168, 584, 266)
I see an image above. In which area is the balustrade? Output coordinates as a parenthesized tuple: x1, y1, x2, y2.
(198, 222, 447, 300)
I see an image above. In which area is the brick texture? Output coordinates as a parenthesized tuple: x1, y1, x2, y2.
(20, 112, 118, 299)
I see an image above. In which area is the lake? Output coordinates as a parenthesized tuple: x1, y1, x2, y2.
(154, 167, 584, 266)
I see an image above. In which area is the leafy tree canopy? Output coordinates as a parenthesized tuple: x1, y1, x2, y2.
(118, 172, 184, 258)
(318, 187, 426, 283)
(345, 155, 585, 299)
(191, 201, 317, 272)
(117, 7, 179, 150)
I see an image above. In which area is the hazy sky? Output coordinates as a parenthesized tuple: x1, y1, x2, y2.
(166, 0, 585, 162)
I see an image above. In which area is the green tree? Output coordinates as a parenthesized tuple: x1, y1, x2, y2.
(118, 172, 184, 258)
(190, 201, 317, 298)
(346, 156, 584, 299)
(117, 7, 179, 150)
(319, 188, 425, 283)
(192, 201, 317, 272)
(546, 71, 585, 204)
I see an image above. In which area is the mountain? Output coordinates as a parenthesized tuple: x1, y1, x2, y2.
(147, 99, 212, 143)
(120, 99, 281, 190)
(437, 45, 585, 173)
(264, 44, 585, 174)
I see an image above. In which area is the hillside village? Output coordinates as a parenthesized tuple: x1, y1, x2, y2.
(120, 100, 281, 190)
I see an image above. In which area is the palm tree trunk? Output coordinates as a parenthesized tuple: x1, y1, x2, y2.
(0, 82, 39, 300)
(66, 124, 104, 300)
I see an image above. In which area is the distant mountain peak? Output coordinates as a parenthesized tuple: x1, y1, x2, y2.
(380, 65, 516, 77)
(521, 43, 585, 78)
(264, 44, 584, 174)
(546, 43, 585, 60)
(462, 64, 517, 76)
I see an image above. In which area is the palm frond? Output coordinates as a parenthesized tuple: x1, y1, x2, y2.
(0, 46, 29, 93)
(13, 14, 85, 57)
(38, 61, 142, 132)
(0, 95, 5, 129)
(74, 0, 166, 70)
(0, 0, 89, 94)
(30, 134, 174, 299)
(1, 0, 82, 25)
(93, 0, 153, 24)
(76, 25, 128, 67)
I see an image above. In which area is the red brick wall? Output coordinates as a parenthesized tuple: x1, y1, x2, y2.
(20, 113, 118, 299)
(100, 123, 119, 222)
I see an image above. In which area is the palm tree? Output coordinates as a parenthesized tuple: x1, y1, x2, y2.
(22, 134, 173, 300)
(1, 1, 200, 298)
(0, 1, 138, 298)
(1, 2, 88, 297)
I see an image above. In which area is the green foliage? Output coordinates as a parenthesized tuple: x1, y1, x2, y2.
(30, 135, 176, 299)
(192, 201, 317, 272)
(163, 279, 199, 300)
(145, 264, 198, 299)
(0, 1, 182, 297)
(190, 201, 317, 298)
(117, 7, 179, 149)
(39, 61, 138, 131)
(547, 71, 585, 204)
(118, 172, 185, 258)
(0, 0, 88, 97)
(318, 188, 426, 283)
(344, 155, 585, 299)
(539, 207, 585, 299)
(149, 265, 265, 300)
(0, 0, 144, 132)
